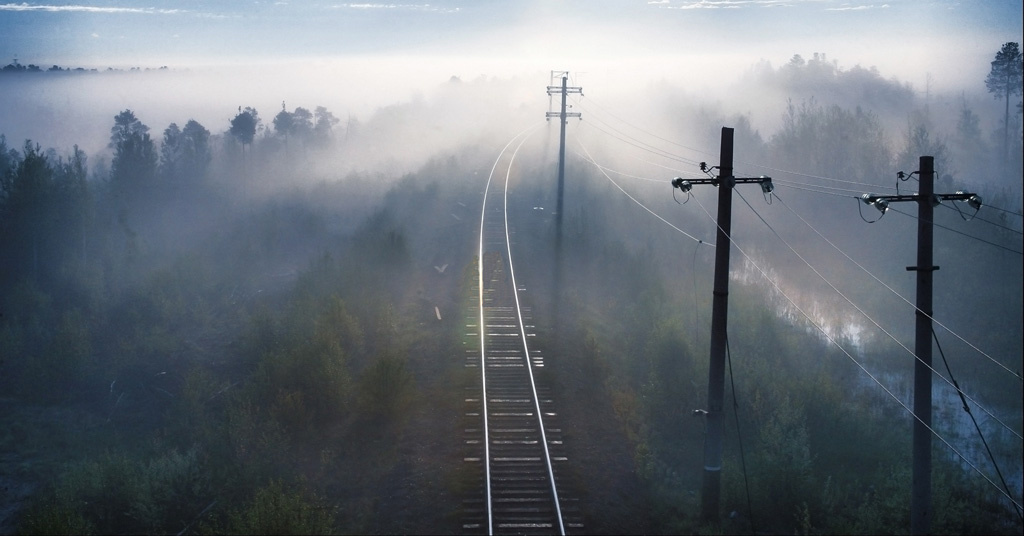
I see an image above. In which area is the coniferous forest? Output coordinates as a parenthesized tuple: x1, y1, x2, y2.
(1, 49, 1022, 534)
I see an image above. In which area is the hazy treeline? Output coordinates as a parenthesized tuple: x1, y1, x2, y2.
(1, 62, 170, 74)
(757, 52, 1023, 196)
(0, 50, 1021, 534)
(0, 93, 479, 532)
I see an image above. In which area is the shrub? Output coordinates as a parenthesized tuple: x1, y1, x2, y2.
(18, 501, 94, 535)
(27, 447, 212, 535)
(33, 309, 93, 393)
(222, 480, 336, 535)
(357, 352, 413, 418)
(246, 294, 358, 436)
(128, 447, 209, 533)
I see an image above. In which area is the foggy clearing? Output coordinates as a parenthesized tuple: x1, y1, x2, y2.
(1, 1, 1022, 534)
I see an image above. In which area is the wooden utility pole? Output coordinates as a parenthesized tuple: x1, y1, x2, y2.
(671, 127, 772, 525)
(546, 75, 582, 234)
(910, 155, 936, 536)
(860, 157, 981, 535)
(701, 127, 734, 525)
(546, 74, 581, 333)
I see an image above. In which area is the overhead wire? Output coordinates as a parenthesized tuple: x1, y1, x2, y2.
(620, 149, 708, 179)
(571, 94, 715, 160)
(687, 191, 1024, 511)
(576, 112, 1021, 382)
(736, 159, 901, 193)
(574, 138, 714, 247)
(982, 202, 1024, 218)
(932, 326, 1024, 522)
(575, 126, 1020, 384)
(772, 177, 868, 196)
(577, 120, 712, 180)
(771, 192, 1022, 383)
(577, 92, 906, 198)
(572, 96, 751, 193)
(937, 202, 1024, 235)
(735, 188, 1022, 441)
(770, 179, 1024, 255)
(575, 117, 700, 167)
(691, 240, 703, 349)
(886, 205, 1024, 256)
(774, 181, 859, 199)
(574, 93, 1023, 427)
(692, 161, 1020, 384)
(568, 93, 1024, 508)
(578, 155, 673, 183)
(725, 333, 755, 533)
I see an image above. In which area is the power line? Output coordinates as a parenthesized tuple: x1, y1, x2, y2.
(620, 150, 708, 179)
(575, 93, 909, 198)
(573, 95, 1024, 520)
(775, 181, 859, 199)
(983, 202, 1024, 218)
(577, 90, 1021, 226)
(773, 178, 868, 196)
(580, 118, 1021, 385)
(775, 181, 1024, 255)
(936, 201, 1024, 235)
(725, 333, 755, 533)
(575, 150, 705, 184)
(860, 160, 1006, 534)
(576, 156, 668, 183)
(673, 128, 775, 525)
(590, 145, 708, 180)
(772, 192, 1023, 384)
(687, 191, 1024, 513)
(932, 327, 1024, 522)
(573, 100, 687, 159)
(577, 118, 699, 167)
(735, 188, 1022, 442)
(886, 205, 1024, 255)
(735, 159, 901, 193)
(571, 94, 716, 160)
(575, 140, 714, 247)
(577, 100, 1024, 516)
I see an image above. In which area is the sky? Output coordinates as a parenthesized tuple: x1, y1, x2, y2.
(1, 0, 1022, 89)
(1, 0, 1022, 157)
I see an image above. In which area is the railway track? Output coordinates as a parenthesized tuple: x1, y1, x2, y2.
(461, 130, 582, 535)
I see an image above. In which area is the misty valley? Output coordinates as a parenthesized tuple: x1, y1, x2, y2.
(0, 51, 1022, 535)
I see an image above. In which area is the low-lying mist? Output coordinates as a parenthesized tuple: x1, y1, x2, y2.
(1, 48, 1021, 534)
(0, 59, 543, 167)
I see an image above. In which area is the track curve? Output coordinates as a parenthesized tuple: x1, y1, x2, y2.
(461, 128, 582, 535)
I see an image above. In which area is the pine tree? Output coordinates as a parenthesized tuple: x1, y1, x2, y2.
(985, 42, 1023, 173)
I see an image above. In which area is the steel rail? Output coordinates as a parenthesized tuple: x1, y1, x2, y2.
(501, 134, 566, 536)
(471, 124, 570, 535)
(476, 124, 569, 535)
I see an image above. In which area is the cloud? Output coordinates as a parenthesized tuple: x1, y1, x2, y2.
(654, 0, 804, 8)
(329, 3, 460, 13)
(0, 3, 185, 14)
(826, 3, 890, 11)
